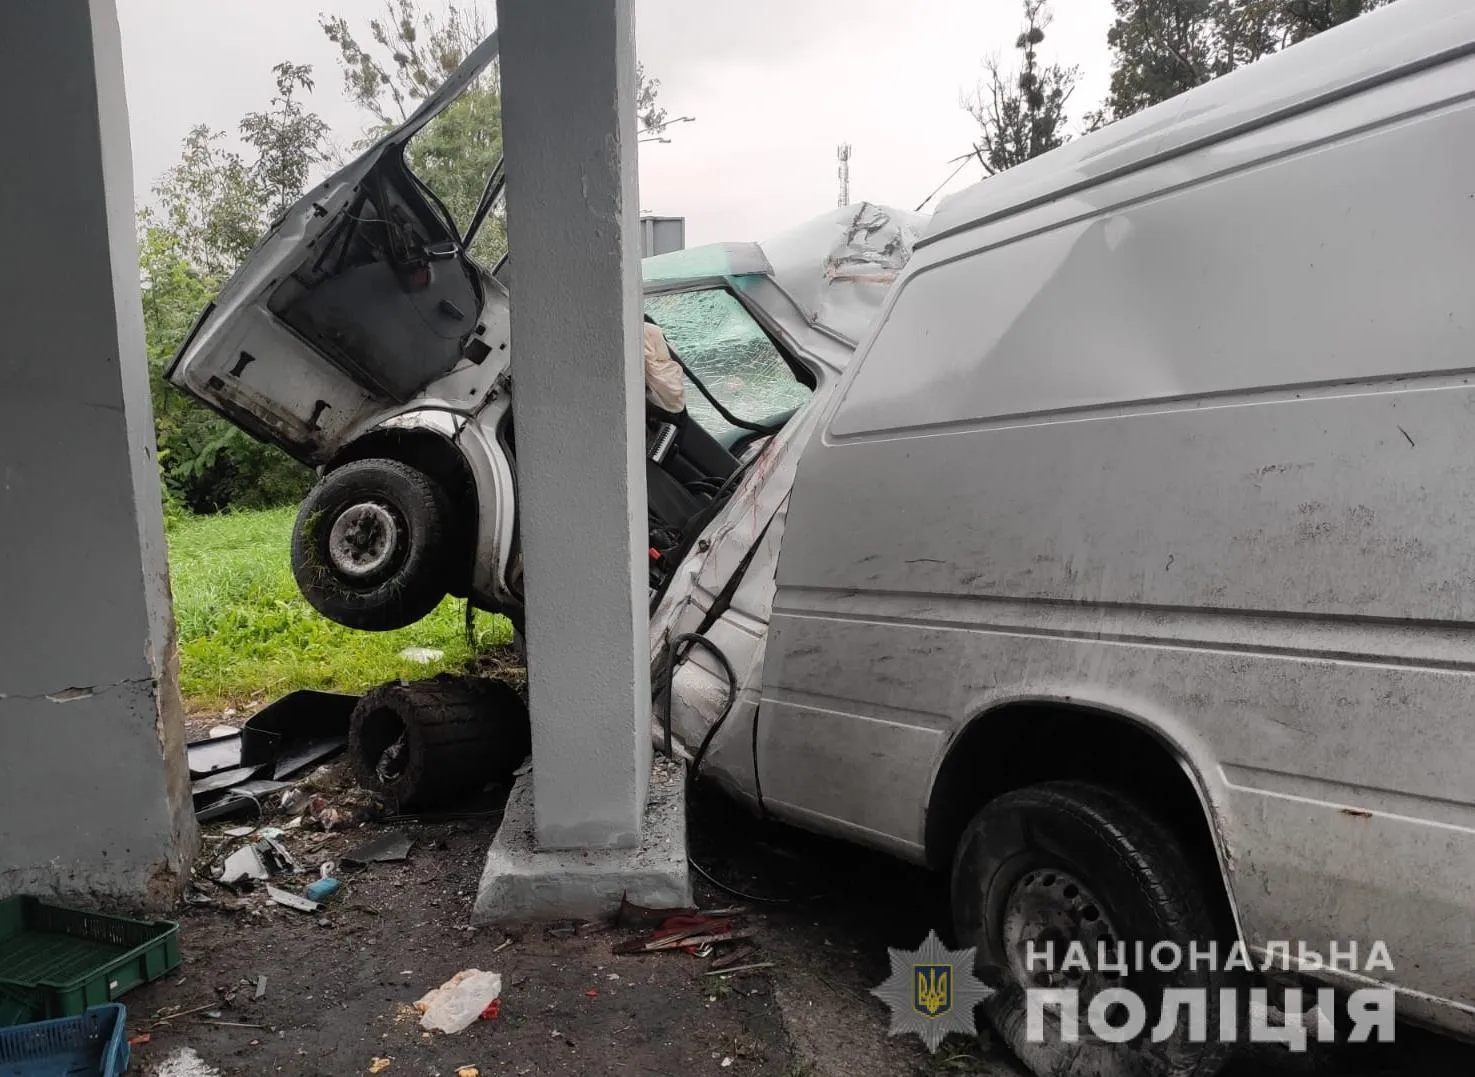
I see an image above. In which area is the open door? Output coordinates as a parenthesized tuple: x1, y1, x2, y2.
(167, 33, 503, 466)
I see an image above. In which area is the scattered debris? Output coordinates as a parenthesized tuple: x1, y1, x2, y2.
(216, 833, 301, 885)
(457, 1068, 480, 1077)
(305, 877, 341, 903)
(704, 962, 775, 977)
(369, 1058, 393, 1074)
(154, 1046, 223, 1077)
(192, 764, 264, 796)
(128, 1032, 152, 1046)
(617, 898, 698, 928)
(342, 829, 414, 867)
(219, 844, 268, 885)
(416, 969, 503, 1034)
(266, 886, 321, 914)
(376, 733, 408, 783)
(195, 780, 291, 822)
(397, 646, 445, 664)
(613, 914, 751, 955)
(147, 1002, 229, 1028)
(222, 826, 255, 839)
(709, 944, 760, 971)
(188, 690, 357, 819)
(254, 974, 267, 999)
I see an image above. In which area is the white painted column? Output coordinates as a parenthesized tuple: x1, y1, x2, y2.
(0, 0, 197, 905)
(495, 0, 651, 848)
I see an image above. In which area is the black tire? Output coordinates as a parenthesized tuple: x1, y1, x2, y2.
(952, 781, 1233, 1077)
(349, 675, 530, 809)
(292, 458, 453, 631)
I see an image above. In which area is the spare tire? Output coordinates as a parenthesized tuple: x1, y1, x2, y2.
(292, 458, 452, 631)
(349, 676, 530, 808)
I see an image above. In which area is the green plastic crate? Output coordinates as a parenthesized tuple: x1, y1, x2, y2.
(0, 897, 179, 1027)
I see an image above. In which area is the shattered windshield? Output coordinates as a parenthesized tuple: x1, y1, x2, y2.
(643, 288, 812, 444)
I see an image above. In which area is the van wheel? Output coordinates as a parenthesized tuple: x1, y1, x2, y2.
(292, 458, 452, 631)
(952, 781, 1232, 1077)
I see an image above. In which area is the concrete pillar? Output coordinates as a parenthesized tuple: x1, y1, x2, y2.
(0, 0, 197, 907)
(495, 0, 651, 849)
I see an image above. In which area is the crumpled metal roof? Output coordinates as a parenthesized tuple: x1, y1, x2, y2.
(641, 203, 929, 347)
(758, 202, 929, 345)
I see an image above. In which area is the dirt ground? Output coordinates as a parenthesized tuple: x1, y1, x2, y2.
(137, 753, 1475, 1077)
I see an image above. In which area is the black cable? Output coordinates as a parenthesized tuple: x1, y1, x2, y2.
(670, 631, 821, 904)
(673, 632, 737, 787)
(659, 629, 674, 760)
(689, 854, 823, 906)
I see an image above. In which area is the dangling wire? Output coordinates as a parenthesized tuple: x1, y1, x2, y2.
(915, 147, 983, 212)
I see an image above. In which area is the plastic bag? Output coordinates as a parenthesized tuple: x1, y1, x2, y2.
(415, 969, 503, 1034)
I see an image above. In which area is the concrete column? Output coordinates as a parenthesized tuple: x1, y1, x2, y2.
(0, 0, 197, 907)
(496, 0, 651, 849)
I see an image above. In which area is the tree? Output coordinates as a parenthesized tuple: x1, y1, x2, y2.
(963, 0, 1080, 175)
(320, 1, 673, 264)
(240, 62, 331, 220)
(1102, 0, 1395, 121)
(152, 126, 262, 282)
(1282, 0, 1394, 42)
(142, 61, 332, 514)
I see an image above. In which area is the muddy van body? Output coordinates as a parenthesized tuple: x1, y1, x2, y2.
(758, 0, 1475, 1060)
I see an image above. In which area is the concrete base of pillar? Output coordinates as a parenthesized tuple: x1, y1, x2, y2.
(473, 758, 690, 925)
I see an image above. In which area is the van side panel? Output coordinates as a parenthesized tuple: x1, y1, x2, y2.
(761, 60, 1475, 1021)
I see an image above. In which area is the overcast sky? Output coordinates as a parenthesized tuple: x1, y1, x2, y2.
(117, 0, 1113, 247)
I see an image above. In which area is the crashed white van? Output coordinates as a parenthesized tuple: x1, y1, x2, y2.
(748, 1, 1475, 1073)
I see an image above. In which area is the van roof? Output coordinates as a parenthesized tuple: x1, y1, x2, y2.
(924, 0, 1475, 247)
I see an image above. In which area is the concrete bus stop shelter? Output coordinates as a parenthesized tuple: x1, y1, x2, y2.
(0, 0, 685, 920)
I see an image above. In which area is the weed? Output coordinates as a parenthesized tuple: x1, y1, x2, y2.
(168, 506, 511, 712)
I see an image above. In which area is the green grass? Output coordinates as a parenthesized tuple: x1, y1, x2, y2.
(167, 505, 511, 712)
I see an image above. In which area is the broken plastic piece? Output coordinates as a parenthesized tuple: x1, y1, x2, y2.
(219, 845, 268, 885)
(369, 1058, 392, 1074)
(266, 886, 321, 913)
(305, 877, 341, 903)
(342, 830, 414, 867)
(415, 969, 503, 1034)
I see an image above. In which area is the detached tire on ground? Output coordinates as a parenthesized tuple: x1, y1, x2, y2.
(349, 676, 531, 809)
(952, 781, 1233, 1077)
(291, 458, 453, 631)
